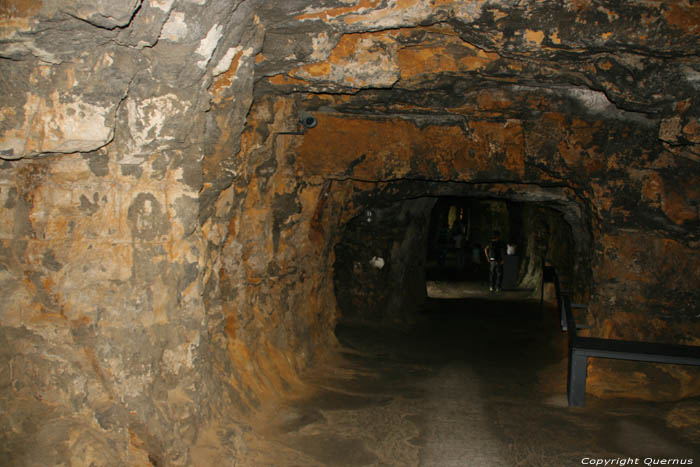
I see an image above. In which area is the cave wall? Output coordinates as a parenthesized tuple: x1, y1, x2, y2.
(290, 106, 698, 399)
(517, 204, 577, 293)
(0, 0, 265, 464)
(334, 198, 434, 325)
(291, 109, 698, 344)
(1, 0, 699, 463)
(0, 152, 206, 466)
(199, 95, 344, 414)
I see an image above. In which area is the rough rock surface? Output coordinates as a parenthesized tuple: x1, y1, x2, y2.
(334, 197, 434, 326)
(1, 0, 699, 464)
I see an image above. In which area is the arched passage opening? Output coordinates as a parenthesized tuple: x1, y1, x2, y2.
(424, 197, 577, 293)
(330, 180, 592, 328)
(202, 92, 697, 441)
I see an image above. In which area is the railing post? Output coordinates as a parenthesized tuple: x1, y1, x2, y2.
(568, 349, 588, 407)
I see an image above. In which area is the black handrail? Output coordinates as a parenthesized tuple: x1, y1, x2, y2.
(550, 267, 700, 407)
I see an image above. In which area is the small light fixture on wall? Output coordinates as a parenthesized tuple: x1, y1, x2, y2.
(275, 111, 318, 136)
(299, 111, 317, 129)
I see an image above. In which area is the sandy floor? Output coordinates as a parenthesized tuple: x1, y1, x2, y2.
(241, 288, 700, 466)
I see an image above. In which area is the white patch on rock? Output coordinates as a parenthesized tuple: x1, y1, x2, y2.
(298, 1, 482, 30)
(683, 67, 700, 88)
(151, 0, 175, 12)
(24, 42, 61, 64)
(125, 93, 190, 156)
(162, 336, 198, 374)
(0, 92, 113, 158)
(160, 11, 188, 42)
(213, 46, 242, 76)
(195, 24, 223, 69)
(310, 32, 333, 61)
(101, 52, 114, 67)
(49, 103, 112, 152)
(511, 84, 651, 124)
(565, 87, 614, 113)
(212, 46, 255, 79)
(369, 256, 385, 269)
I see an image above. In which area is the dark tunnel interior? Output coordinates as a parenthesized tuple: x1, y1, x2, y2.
(333, 192, 584, 328)
(328, 195, 699, 466)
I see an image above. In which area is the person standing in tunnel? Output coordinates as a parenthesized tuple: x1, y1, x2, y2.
(485, 231, 505, 292)
(452, 222, 467, 271)
(436, 225, 451, 267)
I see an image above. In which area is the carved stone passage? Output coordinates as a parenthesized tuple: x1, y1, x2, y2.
(1, 0, 699, 465)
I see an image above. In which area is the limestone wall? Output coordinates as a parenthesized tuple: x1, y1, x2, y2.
(0, 0, 263, 464)
(0, 152, 207, 465)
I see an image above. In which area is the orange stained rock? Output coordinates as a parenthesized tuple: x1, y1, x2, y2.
(597, 5, 619, 22)
(596, 234, 699, 295)
(301, 93, 352, 106)
(525, 29, 545, 45)
(550, 30, 562, 44)
(398, 40, 499, 79)
(597, 60, 613, 71)
(467, 119, 526, 174)
(296, 114, 526, 180)
(227, 213, 237, 237)
(541, 111, 568, 129)
(558, 140, 587, 167)
(291, 30, 400, 86)
(267, 74, 309, 86)
(661, 180, 699, 225)
(298, 61, 331, 78)
(676, 99, 692, 113)
(0, 0, 41, 18)
(589, 181, 614, 213)
(475, 89, 514, 111)
(225, 312, 237, 339)
(682, 117, 699, 142)
(210, 50, 244, 103)
(641, 171, 664, 204)
(664, 2, 700, 35)
(566, 0, 593, 12)
(608, 312, 669, 341)
(286, 25, 507, 87)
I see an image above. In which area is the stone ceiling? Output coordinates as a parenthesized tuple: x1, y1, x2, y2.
(255, 1, 699, 135)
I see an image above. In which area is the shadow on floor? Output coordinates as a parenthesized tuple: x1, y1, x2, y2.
(241, 296, 700, 466)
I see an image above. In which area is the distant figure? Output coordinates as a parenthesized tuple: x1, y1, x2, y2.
(436, 226, 451, 267)
(484, 231, 505, 292)
(452, 224, 466, 270)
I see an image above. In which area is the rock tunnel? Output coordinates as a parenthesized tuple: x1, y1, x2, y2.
(1, 0, 699, 465)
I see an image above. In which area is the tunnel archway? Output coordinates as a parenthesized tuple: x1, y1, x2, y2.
(330, 179, 592, 327)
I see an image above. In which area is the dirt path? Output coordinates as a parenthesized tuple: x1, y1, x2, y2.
(240, 294, 700, 466)
(417, 363, 507, 466)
